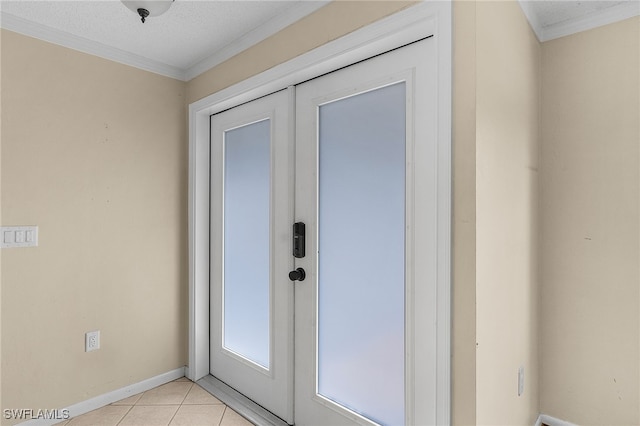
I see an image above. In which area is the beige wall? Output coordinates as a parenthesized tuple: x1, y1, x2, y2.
(452, 1, 477, 424)
(6, 3, 637, 426)
(0, 2, 481, 422)
(540, 17, 640, 425)
(452, 2, 542, 423)
(475, 1, 540, 424)
(1, 30, 187, 423)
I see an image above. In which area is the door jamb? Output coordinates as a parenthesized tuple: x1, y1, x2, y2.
(188, 2, 452, 423)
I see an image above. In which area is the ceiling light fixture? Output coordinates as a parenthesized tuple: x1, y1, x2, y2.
(121, 0, 174, 23)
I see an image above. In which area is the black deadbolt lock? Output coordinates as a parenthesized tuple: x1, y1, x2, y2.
(293, 222, 305, 258)
(289, 268, 306, 282)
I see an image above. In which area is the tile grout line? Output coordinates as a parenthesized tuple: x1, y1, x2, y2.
(114, 404, 134, 426)
(167, 382, 195, 426)
(219, 406, 229, 426)
(166, 405, 180, 426)
(114, 387, 145, 426)
(181, 383, 196, 405)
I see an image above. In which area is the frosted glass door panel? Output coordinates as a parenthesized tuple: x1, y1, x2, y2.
(318, 83, 406, 426)
(224, 119, 270, 369)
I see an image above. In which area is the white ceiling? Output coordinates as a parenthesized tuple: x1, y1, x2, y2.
(0, 0, 329, 80)
(519, 0, 639, 41)
(530, 0, 628, 26)
(1, 1, 639, 81)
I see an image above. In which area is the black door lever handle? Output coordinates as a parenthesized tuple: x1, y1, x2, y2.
(289, 268, 306, 282)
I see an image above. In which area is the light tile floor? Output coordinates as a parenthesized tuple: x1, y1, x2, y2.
(56, 378, 254, 426)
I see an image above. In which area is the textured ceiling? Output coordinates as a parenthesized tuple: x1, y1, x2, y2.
(518, 0, 639, 41)
(0, 0, 324, 76)
(526, 0, 631, 27)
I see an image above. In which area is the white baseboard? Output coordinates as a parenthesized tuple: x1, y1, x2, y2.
(536, 413, 579, 426)
(19, 366, 186, 425)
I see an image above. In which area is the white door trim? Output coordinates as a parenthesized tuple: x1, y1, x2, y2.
(188, 1, 451, 423)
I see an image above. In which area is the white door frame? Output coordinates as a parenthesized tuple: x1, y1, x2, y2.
(188, 2, 452, 423)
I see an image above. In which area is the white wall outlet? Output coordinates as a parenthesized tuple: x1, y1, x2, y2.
(518, 365, 525, 396)
(85, 331, 100, 352)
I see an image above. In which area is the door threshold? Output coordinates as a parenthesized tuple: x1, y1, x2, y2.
(196, 375, 292, 426)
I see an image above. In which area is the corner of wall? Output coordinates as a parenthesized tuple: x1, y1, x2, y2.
(475, 0, 541, 423)
(452, 1, 477, 424)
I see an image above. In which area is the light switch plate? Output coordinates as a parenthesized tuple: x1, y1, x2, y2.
(0, 226, 38, 248)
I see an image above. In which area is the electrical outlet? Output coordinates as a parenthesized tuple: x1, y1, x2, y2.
(518, 365, 525, 396)
(85, 331, 100, 352)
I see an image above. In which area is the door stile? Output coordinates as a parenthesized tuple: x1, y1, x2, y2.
(404, 71, 416, 426)
(285, 85, 296, 425)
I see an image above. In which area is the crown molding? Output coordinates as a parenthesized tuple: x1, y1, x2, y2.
(541, 1, 639, 42)
(519, 0, 640, 43)
(184, 0, 330, 81)
(0, 11, 187, 80)
(0, 1, 330, 82)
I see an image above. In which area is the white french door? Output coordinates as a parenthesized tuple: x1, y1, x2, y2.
(209, 89, 294, 422)
(210, 37, 439, 426)
(293, 38, 438, 426)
